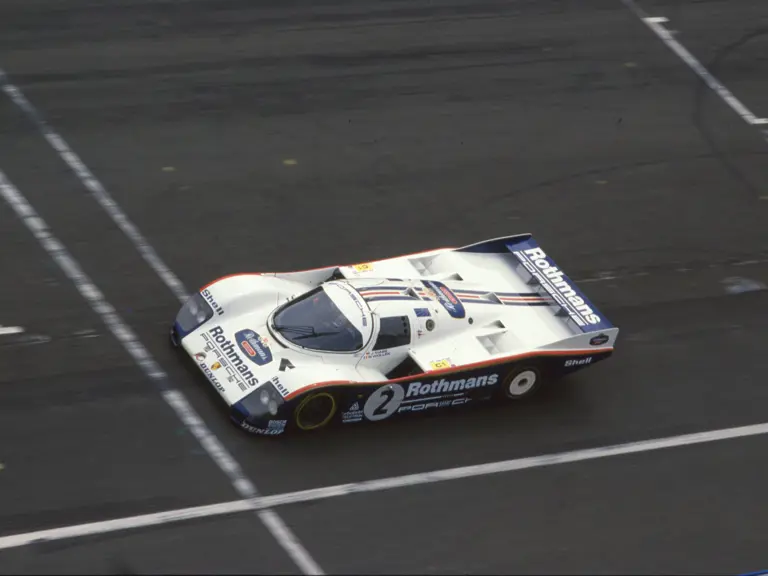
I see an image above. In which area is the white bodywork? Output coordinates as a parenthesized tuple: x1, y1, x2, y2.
(178, 234, 618, 406)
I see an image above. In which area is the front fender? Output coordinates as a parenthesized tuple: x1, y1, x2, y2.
(201, 274, 311, 319)
(231, 365, 362, 436)
(173, 273, 312, 345)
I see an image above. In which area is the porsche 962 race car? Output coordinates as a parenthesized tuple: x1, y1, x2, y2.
(170, 234, 618, 436)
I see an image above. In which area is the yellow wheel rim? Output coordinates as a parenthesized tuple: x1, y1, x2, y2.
(295, 392, 337, 431)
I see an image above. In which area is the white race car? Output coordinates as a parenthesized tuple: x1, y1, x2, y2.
(170, 234, 618, 436)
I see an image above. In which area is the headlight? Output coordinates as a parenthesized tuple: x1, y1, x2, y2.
(188, 298, 209, 323)
(175, 292, 214, 336)
(239, 380, 286, 417)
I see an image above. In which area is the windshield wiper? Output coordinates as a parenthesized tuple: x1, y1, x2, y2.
(273, 324, 342, 340)
(273, 323, 316, 336)
(292, 331, 342, 341)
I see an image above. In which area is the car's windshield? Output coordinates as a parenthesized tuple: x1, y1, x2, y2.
(272, 287, 364, 352)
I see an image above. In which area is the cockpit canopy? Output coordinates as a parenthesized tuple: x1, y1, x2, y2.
(271, 286, 366, 352)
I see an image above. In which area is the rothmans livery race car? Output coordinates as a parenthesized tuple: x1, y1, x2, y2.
(170, 234, 618, 436)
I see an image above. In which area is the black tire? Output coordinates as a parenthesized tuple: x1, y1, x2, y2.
(293, 391, 338, 432)
(501, 366, 543, 400)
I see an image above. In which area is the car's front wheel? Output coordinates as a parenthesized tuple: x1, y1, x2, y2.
(293, 391, 337, 432)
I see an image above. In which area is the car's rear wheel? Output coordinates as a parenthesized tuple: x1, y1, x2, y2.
(502, 366, 543, 400)
(294, 391, 337, 431)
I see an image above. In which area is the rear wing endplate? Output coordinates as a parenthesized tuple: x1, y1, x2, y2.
(504, 235, 613, 333)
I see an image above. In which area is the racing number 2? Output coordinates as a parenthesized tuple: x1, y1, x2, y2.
(363, 384, 405, 421)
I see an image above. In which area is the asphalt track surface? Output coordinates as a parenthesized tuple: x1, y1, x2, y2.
(1, 0, 767, 574)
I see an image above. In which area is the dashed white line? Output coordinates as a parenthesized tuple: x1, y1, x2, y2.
(5, 24, 762, 564)
(0, 326, 24, 336)
(619, 0, 768, 134)
(3, 419, 768, 551)
(0, 67, 325, 574)
(0, 170, 323, 576)
(0, 70, 189, 304)
(722, 276, 767, 295)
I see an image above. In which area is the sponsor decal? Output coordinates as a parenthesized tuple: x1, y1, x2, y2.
(414, 307, 431, 318)
(589, 333, 610, 346)
(422, 280, 465, 319)
(279, 358, 295, 371)
(405, 373, 499, 398)
(360, 373, 499, 422)
(201, 289, 224, 316)
(335, 282, 369, 328)
(241, 419, 287, 435)
(342, 401, 364, 423)
(271, 376, 290, 398)
(364, 349, 391, 359)
(201, 337, 242, 388)
(199, 360, 226, 394)
(398, 397, 470, 413)
(203, 326, 260, 390)
(353, 263, 374, 272)
(235, 329, 273, 366)
(429, 358, 453, 370)
(565, 357, 592, 367)
(513, 247, 601, 327)
(194, 352, 206, 361)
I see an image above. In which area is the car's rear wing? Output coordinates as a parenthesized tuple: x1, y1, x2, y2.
(500, 234, 614, 335)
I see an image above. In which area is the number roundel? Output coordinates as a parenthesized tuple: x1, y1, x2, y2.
(363, 384, 405, 421)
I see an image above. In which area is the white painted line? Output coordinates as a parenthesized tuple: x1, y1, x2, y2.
(253, 420, 768, 509)
(0, 500, 253, 551)
(0, 70, 189, 304)
(0, 171, 323, 576)
(2, 420, 768, 552)
(619, 0, 767, 135)
(640, 17, 765, 126)
(0, 325, 24, 336)
(0, 68, 323, 575)
(0, 18, 763, 567)
(722, 276, 767, 295)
